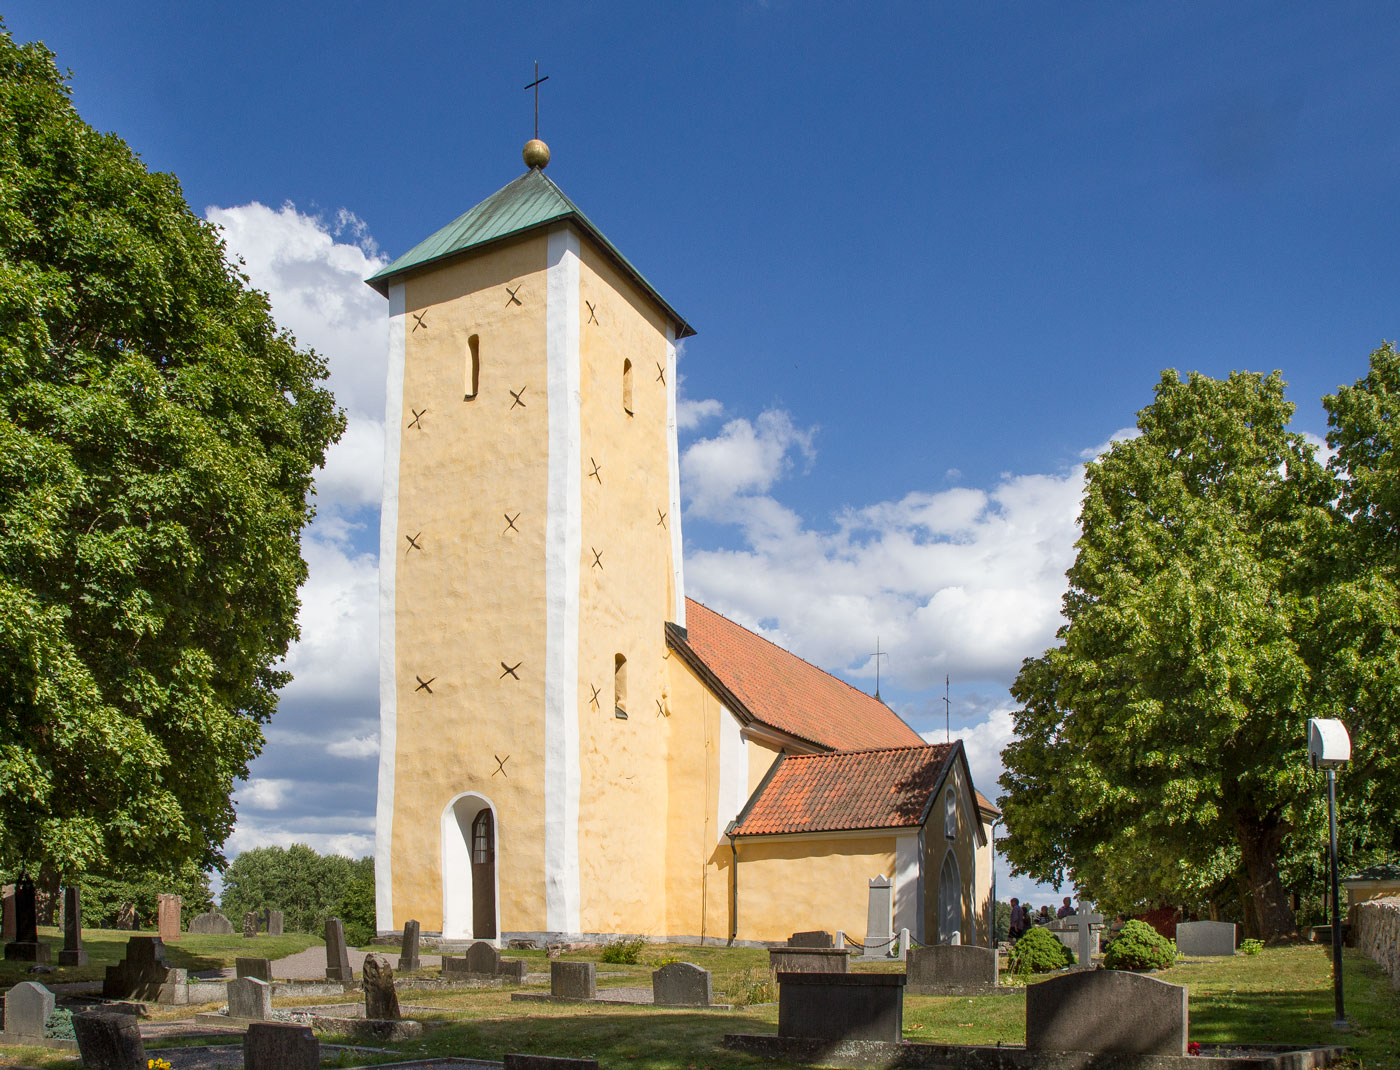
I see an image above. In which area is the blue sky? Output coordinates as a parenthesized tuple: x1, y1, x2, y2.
(10, 2, 1398, 905)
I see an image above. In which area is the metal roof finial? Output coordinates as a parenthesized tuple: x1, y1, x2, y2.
(523, 61, 550, 170)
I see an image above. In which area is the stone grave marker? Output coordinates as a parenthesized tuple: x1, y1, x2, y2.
(551, 960, 596, 999)
(102, 935, 187, 1003)
(363, 954, 401, 1020)
(236, 956, 273, 982)
(1, 885, 14, 940)
(906, 944, 997, 992)
(398, 919, 421, 971)
(3, 876, 49, 963)
(777, 971, 905, 1043)
(788, 930, 833, 948)
(245, 1021, 319, 1070)
(653, 961, 711, 1006)
(505, 1056, 600, 1070)
(227, 976, 273, 1021)
(1176, 920, 1238, 956)
(325, 917, 353, 982)
(73, 1011, 147, 1070)
(466, 939, 500, 973)
(60, 885, 88, 966)
(862, 875, 893, 959)
(2, 981, 55, 1042)
(1026, 969, 1187, 1055)
(1070, 900, 1104, 963)
(188, 910, 234, 935)
(266, 909, 284, 936)
(156, 893, 182, 941)
(243, 910, 259, 938)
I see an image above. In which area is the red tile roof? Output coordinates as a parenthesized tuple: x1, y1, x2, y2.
(732, 744, 958, 836)
(671, 599, 923, 751)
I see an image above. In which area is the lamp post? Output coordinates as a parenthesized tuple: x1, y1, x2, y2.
(1307, 717, 1351, 1031)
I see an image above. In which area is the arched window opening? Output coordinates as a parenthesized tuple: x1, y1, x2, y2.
(938, 851, 962, 944)
(944, 787, 957, 840)
(622, 359, 634, 416)
(465, 334, 480, 400)
(614, 653, 628, 718)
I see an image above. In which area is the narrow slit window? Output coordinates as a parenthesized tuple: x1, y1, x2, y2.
(944, 787, 957, 840)
(465, 334, 480, 400)
(614, 653, 628, 718)
(622, 359, 634, 416)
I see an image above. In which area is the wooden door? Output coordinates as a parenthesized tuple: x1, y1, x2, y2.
(471, 810, 496, 938)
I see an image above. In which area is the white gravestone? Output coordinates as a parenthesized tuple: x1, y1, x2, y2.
(3, 981, 54, 1040)
(1071, 900, 1104, 963)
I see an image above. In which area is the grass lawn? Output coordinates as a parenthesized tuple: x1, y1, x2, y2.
(0, 926, 323, 987)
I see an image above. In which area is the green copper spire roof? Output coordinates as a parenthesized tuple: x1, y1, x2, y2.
(366, 169, 694, 338)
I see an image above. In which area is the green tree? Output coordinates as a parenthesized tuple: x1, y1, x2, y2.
(0, 26, 344, 881)
(999, 370, 1335, 940)
(220, 845, 374, 940)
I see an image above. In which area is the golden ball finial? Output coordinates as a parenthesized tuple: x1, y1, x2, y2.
(523, 138, 550, 170)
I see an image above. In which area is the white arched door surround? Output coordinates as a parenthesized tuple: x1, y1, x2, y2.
(937, 849, 962, 944)
(441, 792, 500, 942)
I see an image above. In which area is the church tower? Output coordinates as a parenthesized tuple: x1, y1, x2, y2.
(367, 139, 693, 940)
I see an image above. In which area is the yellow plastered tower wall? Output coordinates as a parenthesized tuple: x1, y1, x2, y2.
(368, 160, 693, 940)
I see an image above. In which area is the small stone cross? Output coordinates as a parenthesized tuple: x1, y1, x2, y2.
(1072, 899, 1104, 963)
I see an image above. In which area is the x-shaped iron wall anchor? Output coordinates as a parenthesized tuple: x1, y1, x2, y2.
(655, 361, 666, 384)
(505, 284, 522, 307)
(411, 311, 428, 332)
(588, 458, 602, 483)
(591, 547, 603, 570)
(500, 661, 522, 680)
(657, 509, 667, 528)
(503, 512, 520, 534)
(589, 684, 601, 709)
(492, 754, 510, 778)
(415, 675, 436, 694)
(510, 387, 527, 409)
(656, 699, 666, 717)
(405, 532, 423, 552)
(409, 407, 427, 429)
(585, 300, 599, 324)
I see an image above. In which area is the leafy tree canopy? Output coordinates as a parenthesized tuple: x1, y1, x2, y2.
(220, 844, 374, 943)
(0, 24, 343, 880)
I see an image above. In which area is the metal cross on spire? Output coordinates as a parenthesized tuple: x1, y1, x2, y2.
(524, 61, 549, 140)
(870, 637, 889, 702)
(942, 674, 951, 742)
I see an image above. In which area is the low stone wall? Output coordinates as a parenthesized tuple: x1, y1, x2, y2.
(1352, 895, 1400, 990)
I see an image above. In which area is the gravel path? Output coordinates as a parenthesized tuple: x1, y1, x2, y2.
(268, 945, 443, 979)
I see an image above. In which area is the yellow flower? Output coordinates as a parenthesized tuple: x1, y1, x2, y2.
(148, 1059, 172, 1070)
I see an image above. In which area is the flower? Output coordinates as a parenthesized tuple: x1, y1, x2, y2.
(1188, 1041, 1201, 1055)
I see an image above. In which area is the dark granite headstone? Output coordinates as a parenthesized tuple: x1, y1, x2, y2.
(60, 886, 88, 966)
(243, 911, 259, 938)
(2, 981, 55, 1040)
(73, 1011, 147, 1070)
(3, 878, 49, 963)
(266, 909, 284, 936)
(1176, 920, 1238, 957)
(788, 930, 834, 948)
(550, 960, 596, 999)
(905, 944, 998, 992)
(244, 1021, 319, 1070)
(324, 917, 353, 982)
(188, 910, 234, 935)
(363, 954, 401, 1020)
(652, 961, 711, 1006)
(466, 939, 500, 974)
(1026, 969, 1187, 1055)
(777, 971, 905, 1043)
(236, 956, 273, 982)
(102, 936, 187, 1003)
(398, 919, 421, 971)
(505, 1056, 600, 1070)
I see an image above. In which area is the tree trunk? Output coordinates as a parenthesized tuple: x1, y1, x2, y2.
(1235, 812, 1296, 940)
(34, 864, 60, 926)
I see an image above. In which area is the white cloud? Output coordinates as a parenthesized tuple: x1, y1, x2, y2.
(677, 397, 724, 430)
(327, 734, 380, 759)
(237, 778, 296, 811)
(225, 817, 375, 860)
(1079, 425, 1139, 460)
(682, 409, 817, 517)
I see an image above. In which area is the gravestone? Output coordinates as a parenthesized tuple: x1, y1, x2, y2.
(777, 971, 906, 1043)
(768, 946, 852, 974)
(115, 901, 137, 930)
(906, 944, 997, 992)
(324, 917, 353, 982)
(236, 956, 273, 982)
(652, 961, 711, 1006)
(244, 1021, 319, 1070)
(72, 1011, 147, 1070)
(227, 976, 273, 1021)
(3, 876, 49, 963)
(102, 936, 188, 1003)
(363, 954, 401, 1020)
(398, 919, 421, 971)
(1176, 920, 1238, 957)
(1026, 969, 1187, 1055)
(2, 981, 55, 1041)
(1070, 900, 1104, 963)
(505, 1056, 600, 1070)
(550, 960, 596, 999)
(156, 893, 182, 941)
(862, 875, 893, 959)
(266, 909, 284, 936)
(60, 885, 88, 966)
(466, 939, 500, 973)
(188, 910, 234, 935)
(788, 930, 833, 948)
(1, 885, 14, 940)
(243, 911, 259, 938)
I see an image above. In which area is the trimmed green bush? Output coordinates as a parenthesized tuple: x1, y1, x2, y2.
(600, 937, 646, 964)
(1009, 925, 1074, 973)
(1240, 938, 1264, 956)
(1103, 919, 1177, 971)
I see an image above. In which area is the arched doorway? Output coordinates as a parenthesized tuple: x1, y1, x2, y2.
(442, 793, 498, 940)
(937, 850, 962, 944)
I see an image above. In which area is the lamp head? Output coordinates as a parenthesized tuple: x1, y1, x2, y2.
(1308, 717, 1351, 770)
